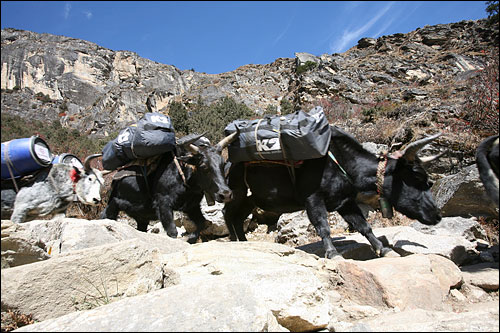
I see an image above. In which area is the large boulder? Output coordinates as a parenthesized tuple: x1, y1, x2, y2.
(432, 165, 498, 218)
(14, 281, 287, 332)
(1, 239, 170, 321)
(1, 218, 189, 268)
(323, 254, 462, 311)
(297, 225, 480, 265)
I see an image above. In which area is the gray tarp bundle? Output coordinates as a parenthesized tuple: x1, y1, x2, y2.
(224, 106, 331, 163)
(102, 112, 176, 170)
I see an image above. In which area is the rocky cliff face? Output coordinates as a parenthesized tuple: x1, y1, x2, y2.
(1, 19, 498, 139)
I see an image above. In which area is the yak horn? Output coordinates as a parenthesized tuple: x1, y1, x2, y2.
(177, 133, 205, 147)
(188, 144, 200, 154)
(419, 151, 447, 164)
(84, 153, 102, 172)
(101, 170, 113, 176)
(216, 131, 239, 153)
(401, 133, 442, 162)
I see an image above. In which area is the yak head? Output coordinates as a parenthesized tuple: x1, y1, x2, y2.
(73, 154, 105, 205)
(382, 133, 444, 225)
(176, 132, 238, 204)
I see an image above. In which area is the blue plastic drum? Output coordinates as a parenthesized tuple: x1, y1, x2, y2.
(1, 136, 53, 179)
(51, 153, 84, 169)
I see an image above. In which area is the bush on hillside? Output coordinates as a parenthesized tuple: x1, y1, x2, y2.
(168, 101, 190, 136)
(169, 97, 255, 142)
(296, 61, 318, 75)
(461, 47, 499, 136)
(1, 113, 108, 161)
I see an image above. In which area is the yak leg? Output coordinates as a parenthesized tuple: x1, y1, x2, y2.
(11, 205, 28, 224)
(184, 206, 207, 244)
(134, 218, 150, 232)
(156, 204, 177, 238)
(100, 198, 119, 220)
(337, 200, 394, 257)
(223, 194, 254, 241)
(304, 195, 340, 259)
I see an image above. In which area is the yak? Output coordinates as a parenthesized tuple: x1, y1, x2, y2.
(100, 132, 237, 243)
(476, 134, 499, 207)
(223, 126, 443, 259)
(8, 154, 104, 223)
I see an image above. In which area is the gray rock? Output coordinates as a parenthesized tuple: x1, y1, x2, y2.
(410, 216, 488, 242)
(432, 165, 498, 218)
(357, 38, 376, 48)
(1, 239, 171, 322)
(295, 52, 319, 66)
(338, 301, 499, 332)
(1, 218, 189, 268)
(14, 282, 288, 332)
(298, 226, 479, 265)
(460, 262, 499, 291)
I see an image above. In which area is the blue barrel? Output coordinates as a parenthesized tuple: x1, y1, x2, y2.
(1, 136, 53, 179)
(52, 153, 84, 169)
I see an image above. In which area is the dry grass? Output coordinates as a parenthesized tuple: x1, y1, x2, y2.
(1, 310, 34, 332)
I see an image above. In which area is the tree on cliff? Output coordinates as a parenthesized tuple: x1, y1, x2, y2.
(486, 1, 499, 26)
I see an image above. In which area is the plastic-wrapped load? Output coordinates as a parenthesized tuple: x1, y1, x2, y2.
(224, 106, 331, 163)
(102, 112, 176, 170)
(133, 112, 176, 157)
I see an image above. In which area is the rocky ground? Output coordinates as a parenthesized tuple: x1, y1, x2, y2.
(1, 214, 498, 332)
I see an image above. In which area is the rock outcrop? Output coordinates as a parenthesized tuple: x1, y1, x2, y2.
(1, 19, 497, 139)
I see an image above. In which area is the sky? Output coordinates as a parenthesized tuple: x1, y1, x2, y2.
(1, 1, 490, 74)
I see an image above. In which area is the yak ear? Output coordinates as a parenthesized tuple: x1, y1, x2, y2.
(73, 166, 82, 175)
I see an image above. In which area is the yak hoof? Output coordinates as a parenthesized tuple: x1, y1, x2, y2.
(186, 232, 200, 244)
(325, 249, 343, 260)
(166, 230, 178, 238)
(380, 247, 400, 258)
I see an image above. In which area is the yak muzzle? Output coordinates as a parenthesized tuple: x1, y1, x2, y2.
(216, 189, 233, 203)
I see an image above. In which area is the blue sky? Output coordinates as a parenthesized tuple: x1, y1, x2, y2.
(1, 1, 489, 74)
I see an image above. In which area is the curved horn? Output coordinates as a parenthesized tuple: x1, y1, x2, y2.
(177, 133, 205, 147)
(419, 150, 447, 164)
(84, 153, 102, 172)
(188, 144, 200, 154)
(216, 131, 239, 152)
(401, 133, 442, 162)
(101, 170, 113, 176)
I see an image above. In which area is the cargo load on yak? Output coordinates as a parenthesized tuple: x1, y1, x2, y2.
(102, 112, 176, 170)
(223, 106, 331, 163)
(1, 137, 87, 219)
(1, 135, 53, 180)
(51, 153, 84, 169)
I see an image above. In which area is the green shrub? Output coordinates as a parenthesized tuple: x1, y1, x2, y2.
(187, 97, 255, 142)
(296, 61, 318, 75)
(1, 113, 107, 160)
(279, 98, 295, 115)
(168, 101, 189, 136)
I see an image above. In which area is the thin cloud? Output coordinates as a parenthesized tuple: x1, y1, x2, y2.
(273, 17, 293, 46)
(343, 1, 363, 12)
(330, 1, 395, 53)
(371, 17, 395, 38)
(83, 10, 93, 19)
(63, 3, 71, 20)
